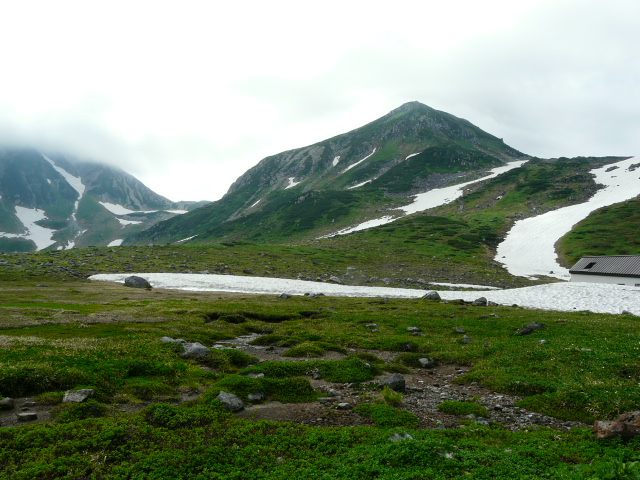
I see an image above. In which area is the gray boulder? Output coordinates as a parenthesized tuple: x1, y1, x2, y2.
(418, 358, 439, 369)
(63, 389, 95, 403)
(407, 327, 422, 333)
(422, 291, 441, 300)
(217, 391, 244, 412)
(124, 276, 152, 289)
(472, 297, 488, 307)
(181, 342, 211, 359)
(379, 373, 406, 392)
(0, 397, 15, 410)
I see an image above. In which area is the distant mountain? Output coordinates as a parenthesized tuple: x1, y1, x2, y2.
(128, 101, 527, 245)
(0, 148, 206, 252)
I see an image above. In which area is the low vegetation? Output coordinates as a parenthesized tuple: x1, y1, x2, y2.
(0, 266, 640, 478)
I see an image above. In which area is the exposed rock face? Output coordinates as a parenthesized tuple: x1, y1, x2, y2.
(594, 411, 640, 440)
(124, 276, 152, 289)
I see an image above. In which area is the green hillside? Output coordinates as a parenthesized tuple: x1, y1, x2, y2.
(557, 197, 640, 266)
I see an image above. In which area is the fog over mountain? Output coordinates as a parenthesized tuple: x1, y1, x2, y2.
(0, 0, 637, 201)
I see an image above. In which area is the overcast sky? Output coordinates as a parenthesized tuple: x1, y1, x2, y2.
(1, 0, 638, 202)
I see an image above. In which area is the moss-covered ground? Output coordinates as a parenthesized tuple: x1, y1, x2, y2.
(1, 268, 640, 478)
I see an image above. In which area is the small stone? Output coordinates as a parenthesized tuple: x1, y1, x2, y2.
(23, 401, 36, 408)
(180, 342, 211, 359)
(418, 358, 439, 369)
(248, 392, 265, 403)
(379, 373, 406, 392)
(407, 327, 422, 333)
(160, 336, 179, 343)
(365, 324, 379, 329)
(278, 293, 292, 299)
(455, 327, 466, 334)
(539, 339, 549, 344)
(461, 335, 473, 344)
(17, 412, 38, 422)
(217, 391, 244, 412)
(389, 432, 413, 442)
(63, 389, 95, 403)
(0, 398, 15, 410)
(318, 397, 333, 404)
(336, 403, 352, 410)
(246, 373, 265, 379)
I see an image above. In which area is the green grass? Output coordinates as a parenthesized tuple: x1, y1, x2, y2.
(1, 263, 640, 477)
(558, 198, 640, 266)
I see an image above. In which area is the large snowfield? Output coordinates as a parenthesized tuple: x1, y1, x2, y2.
(496, 156, 640, 279)
(89, 273, 640, 316)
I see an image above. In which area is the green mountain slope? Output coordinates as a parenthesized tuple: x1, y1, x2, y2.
(127, 102, 526, 245)
(0, 148, 205, 252)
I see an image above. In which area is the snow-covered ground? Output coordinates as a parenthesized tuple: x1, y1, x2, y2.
(107, 239, 124, 247)
(89, 273, 639, 315)
(342, 148, 377, 174)
(496, 156, 640, 279)
(325, 160, 528, 237)
(1, 207, 57, 250)
(285, 177, 301, 189)
(99, 202, 188, 216)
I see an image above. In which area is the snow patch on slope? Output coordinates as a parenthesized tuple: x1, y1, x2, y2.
(108, 239, 124, 247)
(342, 148, 377, 174)
(496, 156, 640, 279)
(0, 206, 57, 250)
(42, 155, 85, 222)
(325, 160, 528, 237)
(332, 156, 340, 166)
(285, 177, 301, 189)
(99, 201, 186, 216)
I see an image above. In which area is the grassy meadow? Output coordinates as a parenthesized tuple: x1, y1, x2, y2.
(1, 253, 640, 478)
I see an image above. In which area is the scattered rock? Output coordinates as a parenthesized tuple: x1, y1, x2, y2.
(278, 293, 292, 299)
(472, 297, 488, 307)
(389, 432, 413, 442)
(455, 327, 466, 334)
(594, 411, 640, 440)
(161, 336, 181, 343)
(336, 403, 352, 410)
(63, 389, 95, 403)
(245, 373, 265, 379)
(17, 412, 38, 422)
(379, 373, 406, 392)
(460, 335, 473, 344)
(180, 342, 211, 359)
(328, 276, 343, 284)
(124, 276, 151, 289)
(539, 340, 549, 345)
(422, 291, 441, 300)
(248, 392, 266, 403)
(217, 391, 245, 412)
(517, 322, 546, 336)
(418, 358, 439, 369)
(365, 324, 379, 330)
(407, 327, 422, 333)
(0, 398, 14, 410)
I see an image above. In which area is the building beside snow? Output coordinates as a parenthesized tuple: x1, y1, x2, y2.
(569, 255, 640, 286)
